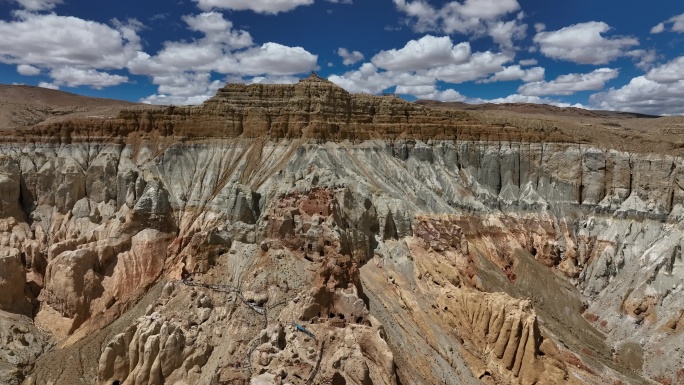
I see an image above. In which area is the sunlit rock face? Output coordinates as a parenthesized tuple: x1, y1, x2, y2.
(2, 76, 683, 385)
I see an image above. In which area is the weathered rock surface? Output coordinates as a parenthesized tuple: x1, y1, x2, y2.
(0, 311, 51, 385)
(2, 76, 684, 384)
(0, 247, 28, 314)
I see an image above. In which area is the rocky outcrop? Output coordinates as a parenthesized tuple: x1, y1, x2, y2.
(95, 227, 397, 385)
(38, 229, 173, 337)
(0, 311, 51, 385)
(0, 159, 22, 219)
(0, 248, 27, 314)
(3, 76, 684, 384)
(11, 74, 577, 146)
(97, 312, 214, 385)
(442, 290, 567, 385)
(360, 227, 575, 385)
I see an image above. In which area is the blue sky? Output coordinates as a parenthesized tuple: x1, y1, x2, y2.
(0, 0, 683, 115)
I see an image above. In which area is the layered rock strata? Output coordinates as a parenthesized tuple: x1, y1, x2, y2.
(1, 75, 683, 384)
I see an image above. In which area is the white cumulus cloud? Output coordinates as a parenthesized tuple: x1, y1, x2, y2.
(0, 12, 141, 89)
(132, 11, 317, 104)
(153, 72, 220, 97)
(479, 65, 544, 83)
(156, 43, 225, 73)
(138, 40, 317, 104)
(669, 14, 684, 32)
(628, 49, 658, 71)
(49, 67, 128, 89)
(328, 63, 435, 94)
(128, 12, 257, 76)
(329, 37, 516, 100)
(329, 66, 466, 102)
(396, 84, 466, 102)
(651, 13, 684, 34)
(337, 48, 364, 66)
(129, 11, 316, 78)
(590, 77, 684, 116)
(488, 18, 527, 52)
(182, 12, 253, 47)
(394, 84, 437, 96)
(0, 12, 141, 70)
(141, 72, 224, 105)
(533, 22, 638, 65)
(193, 0, 314, 14)
(471, 93, 585, 108)
(371, 35, 471, 71)
(645, 56, 684, 83)
(590, 56, 684, 115)
(519, 68, 618, 96)
(422, 89, 466, 102)
(393, 0, 526, 51)
(16, 64, 40, 76)
(651, 23, 665, 34)
(13, 0, 62, 11)
(235, 43, 317, 76)
(328, 63, 403, 94)
(423, 50, 511, 83)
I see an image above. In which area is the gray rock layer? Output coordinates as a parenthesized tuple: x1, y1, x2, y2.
(0, 139, 682, 385)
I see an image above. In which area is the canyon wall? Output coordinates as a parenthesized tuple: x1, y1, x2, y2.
(1, 76, 683, 385)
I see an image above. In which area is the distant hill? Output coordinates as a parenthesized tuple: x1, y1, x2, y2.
(0, 84, 144, 128)
(414, 99, 659, 119)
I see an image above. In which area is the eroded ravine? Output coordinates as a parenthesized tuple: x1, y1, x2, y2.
(1, 77, 683, 385)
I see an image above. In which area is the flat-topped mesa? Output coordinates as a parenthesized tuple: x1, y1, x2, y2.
(12, 75, 573, 144)
(198, 73, 472, 139)
(13, 79, 471, 142)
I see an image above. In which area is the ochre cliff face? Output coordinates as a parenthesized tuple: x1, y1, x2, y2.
(11, 74, 584, 145)
(1, 76, 683, 385)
